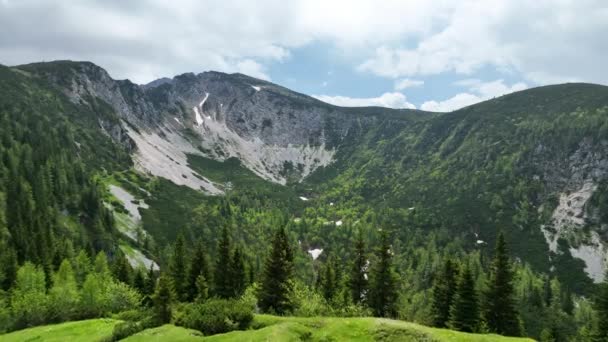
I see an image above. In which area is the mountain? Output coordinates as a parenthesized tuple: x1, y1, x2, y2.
(5, 60, 608, 293)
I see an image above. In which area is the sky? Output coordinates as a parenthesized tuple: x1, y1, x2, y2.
(1, 0, 607, 112)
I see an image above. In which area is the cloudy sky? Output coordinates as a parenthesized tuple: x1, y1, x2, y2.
(1, 0, 606, 112)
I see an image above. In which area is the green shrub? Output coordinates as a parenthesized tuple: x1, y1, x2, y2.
(108, 316, 155, 341)
(174, 298, 254, 335)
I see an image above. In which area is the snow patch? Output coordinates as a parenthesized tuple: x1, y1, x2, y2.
(193, 93, 209, 126)
(251, 85, 261, 91)
(299, 196, 309, 201)
(335, 220, 343, 226)
(308, 248, 323, 260)
(476, 240, 485, 245)
(124, 124, 222, 194)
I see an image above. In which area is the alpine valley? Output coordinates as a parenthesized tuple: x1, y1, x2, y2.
(1, 60, 608, 341)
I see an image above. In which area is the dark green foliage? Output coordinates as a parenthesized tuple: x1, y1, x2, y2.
(133, 269, 147, 295)
(320, 255, 338, 303)
(368, 231, 398, 318)
(482, 232, 521, 336)
(594, 272, 608, 341)
(349, 230, 367, 305)
(112, 251, 133, 286)
(214, 227, 233, 299)
(258, 227, 294, 314)
(230, 247, 246, 298)
(431, 259, 459, 328)
(168, 234, 188, 301)
(448, 265, 479, 333)
(153, 275, 174, 324)
(186, 239, 211, 301)
(174, 298, 254, 335)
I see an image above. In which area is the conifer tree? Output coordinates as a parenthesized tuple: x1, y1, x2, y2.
(145, 264, 157, 296)
(258, 227, 294, 314)
(431, 258, 459, 327)
(112, 251, 133, 285)
(72, 250, 91, 286)
(133, 268, 147, 294)
(1, 247, 17, 291)
(186, 239, 211, 301)
(214, 226, 233, 298)
(168, 233, 188, 301)
(449, 264, 479, 333)
(368, 231, 398, 318)
(153, 275, 174, 324)
(482, 232, 521, 336)
(195, 274, 209, 303)
(349, 230, 367, 305)
(80, 273, 105, 318)
(321, 255, 338, 302)
(594, 271, 608, 341)
(230, 246, 246, 297)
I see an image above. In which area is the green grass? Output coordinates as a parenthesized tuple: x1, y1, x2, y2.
(0, 319, 121, 342)
(123, 315, 534, 342)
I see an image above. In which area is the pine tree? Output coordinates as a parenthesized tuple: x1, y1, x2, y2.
(594, 270, 608, 341)
(321, 255, 338, 302)
(11, 262, 48, 326)
(431, 258, 459, 327)
(258, 227, 294, 314)
(349, 230, 367, 305)
(449, 264, 479, 333)
(112, 251, 133, 285)
(368, 231, 398, 318)
(195, 274, 209, 303)
(168, 233, 188, 301)
(1, 247, 17, 291)
(482, 232, 521, 336)
(230, 246, 246, 297)
(72, 249, 91, 285)
(80, 273, 105, 318)
(133, 268, 147, 294)
(153, 275, 174, 324)
(214, 226, 233, 298)
(145, 264, 157, 296)
(186, 239, 211, 301)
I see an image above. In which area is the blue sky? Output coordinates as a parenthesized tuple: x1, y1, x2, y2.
(1, 0, 606, 112)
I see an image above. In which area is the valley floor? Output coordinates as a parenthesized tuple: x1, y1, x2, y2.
(0, 315, 533, 342)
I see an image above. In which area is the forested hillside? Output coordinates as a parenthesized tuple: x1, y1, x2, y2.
(0, 61, 608, 341)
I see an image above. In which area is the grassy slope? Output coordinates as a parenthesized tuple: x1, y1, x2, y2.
(124, 315, 533, 342)
(0, 319, 121, 342)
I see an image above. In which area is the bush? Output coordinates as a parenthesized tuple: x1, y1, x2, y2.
(108, 316, 155, 341)
(104, 281, 142, 314)
(174, 298, 254, 335)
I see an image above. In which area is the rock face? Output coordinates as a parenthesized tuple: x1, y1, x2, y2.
(25, 61, 411, 189)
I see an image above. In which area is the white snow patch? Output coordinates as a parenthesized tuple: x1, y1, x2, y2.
(293, 218, 302, 223)
(124, 124, 222, 194)
(476, 240, 485, 245)
(109, 185, 148, 222)
(299, 196, 309, 201)
(308, 248, 323, 260)
(193, 93, 209, 126)
(335, 220, 343, 226)
(408, 207, 415, 210)
(251, 85, 261, 91)
(329, 202, 334, 206)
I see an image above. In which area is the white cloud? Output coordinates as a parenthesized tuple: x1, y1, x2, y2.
(234, 59, 271, 81)
(0, 0, 605, 86)
(394, 78, 424, 90)
(358, 1, 608, 85)
(421, 79, 527, 112)
(313, 92, 416, 109)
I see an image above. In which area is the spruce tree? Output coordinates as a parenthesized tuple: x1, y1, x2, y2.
(230, 246, 246, 297)
(49, 259, 78, 321)
(1, 247, 17, 291)
(112, 251, 133, 285)
(153, 275, 174, 324)
(449, 264, 479, 333)
(133, 269, 147, 294)
(186, 239, 211, 301)
(214, 226, 233, 298)
(368, 231, 398, 318)
(482, 232, 521, 336)
(195, 274, 209, 303)
(594, 270, 608, 341)
(431, 258, 459, 327)
(321, 255, 337, 302)
(72, 250, 91, 286)
(349, 230, 367, 305)
(168, 233, 188, 301)
(258, 227, 294, 314)
(145, 264, 157, 296)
